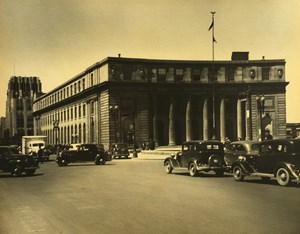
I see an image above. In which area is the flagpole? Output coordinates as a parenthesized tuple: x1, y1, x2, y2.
(211, 11, 216, 139)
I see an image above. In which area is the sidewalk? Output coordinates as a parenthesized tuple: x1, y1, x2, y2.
(131, 145, 181, 160)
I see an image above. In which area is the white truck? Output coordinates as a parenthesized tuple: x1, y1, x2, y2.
(21, 135, 47, 158)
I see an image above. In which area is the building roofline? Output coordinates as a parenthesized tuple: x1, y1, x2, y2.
(36, 56, 286, 100)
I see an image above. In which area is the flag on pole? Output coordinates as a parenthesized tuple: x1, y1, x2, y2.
(213, 36, 217, 43)
(208, 21, 214, 31)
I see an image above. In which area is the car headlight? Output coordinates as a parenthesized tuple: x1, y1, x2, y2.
(238, 156, 246, 162)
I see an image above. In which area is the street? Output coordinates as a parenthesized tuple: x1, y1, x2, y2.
(0, 155, 299, 234)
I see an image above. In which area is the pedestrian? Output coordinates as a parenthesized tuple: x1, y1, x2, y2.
(38, 145, 44, 164)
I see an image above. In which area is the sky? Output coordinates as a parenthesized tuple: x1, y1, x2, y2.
(1, 0, 300, 122)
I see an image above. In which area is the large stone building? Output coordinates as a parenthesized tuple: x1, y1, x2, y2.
(4, 76, 42, 145)
(33, 52, 288, 148)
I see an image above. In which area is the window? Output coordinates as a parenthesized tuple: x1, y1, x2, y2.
(175, 68, 184, 82)
(75, 106, 77, 119)
(262, 67, 270, 80)
(83, 104, 86, 117)
(192, 69, 201, 81)
(74, 83, 77, 94)
(158, 68, 167, 82)
(226, 67, 235, 81)
(82, 78, 85, 90)
(90, 73, 94, 86)
(78, 81, 81, 92)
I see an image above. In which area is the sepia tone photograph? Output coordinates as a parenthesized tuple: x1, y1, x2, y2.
(0, 0, 300, 233)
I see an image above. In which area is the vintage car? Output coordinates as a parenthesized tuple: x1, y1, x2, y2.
(225, 141, 260, 168)
(231, 139, 300, 186)
(0, 146, 39, 176)
(164, 140, 227, 177)
(109, 143, 129, 159)
(56, 143, 111, 166)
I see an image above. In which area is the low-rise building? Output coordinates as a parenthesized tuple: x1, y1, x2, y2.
(33, 52, 288, 148)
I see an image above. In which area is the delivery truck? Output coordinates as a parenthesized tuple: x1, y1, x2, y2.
(21, 135, 47, 158)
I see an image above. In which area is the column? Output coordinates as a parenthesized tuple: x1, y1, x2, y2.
(220, 98, 226, 142)
(168, 98, 176, 146)
(203, 98, 209, 140)
(186, 99, 192, 141)
(237, 99, 243, 140)
(152, 96, 159, 146)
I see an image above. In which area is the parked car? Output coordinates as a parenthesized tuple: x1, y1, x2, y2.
(224, 141, 260, 168)
(43, 145, 56, 161)
(163, 140, 227, 177)
(56, 143, 111, 166)
(0, 146, 39, 176)
(231, 139, 300, 186)
(109, 143, 129, 159)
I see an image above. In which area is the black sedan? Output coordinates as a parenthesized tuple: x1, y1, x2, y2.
(224, 140, 260, 168)
(231, 139, 300, 186)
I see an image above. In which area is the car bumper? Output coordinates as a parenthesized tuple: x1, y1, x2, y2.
(196, 165, 227, 171)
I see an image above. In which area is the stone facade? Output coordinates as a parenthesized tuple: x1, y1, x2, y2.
(33, 54, 288, 149)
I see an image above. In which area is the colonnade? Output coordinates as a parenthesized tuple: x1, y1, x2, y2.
(152, 96, 246, 146)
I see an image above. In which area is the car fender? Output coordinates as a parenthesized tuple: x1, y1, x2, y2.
(274, 162, 298, 179)
(231, 161, 252, 175)
(187, 158, 199, 167)
(164, 157, 179, 168)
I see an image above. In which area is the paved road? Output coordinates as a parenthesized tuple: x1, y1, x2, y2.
(0, 156, 299, 234)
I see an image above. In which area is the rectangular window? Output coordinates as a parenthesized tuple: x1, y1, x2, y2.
(75, 106, 77, 119)
(78, 81, 81, 92)
(175, 68, 184, 82)
(158, 68, 167, 82)
(90, 73, 94, 86)
(74, 83, 77, 94)
(83, 104, 86, 117)
(82, 78, 85, 90)
(192, 69, 201, 81)
(262, 67, 270, 80)
(227, 67, 235, 81)
(79, 105, 81, 118)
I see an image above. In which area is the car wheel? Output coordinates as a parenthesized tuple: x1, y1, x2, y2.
(165, 160, 173, 174)
(25, 169, 36, 176)
(276, 168, 291, 186)
(11, 165, 22, 176)
(215, 170, 224, 177)
(232, 165, 244, 181)
(189, 162, 198, 177)
(62, 159, 68, 166)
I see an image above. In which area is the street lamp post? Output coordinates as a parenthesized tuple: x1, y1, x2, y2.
(109, 105, 119, 143)
(53, 120, 59, 148)
(256, 95, 265, 141)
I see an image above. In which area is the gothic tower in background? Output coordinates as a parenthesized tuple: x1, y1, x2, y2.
(4, 76, 43, 145)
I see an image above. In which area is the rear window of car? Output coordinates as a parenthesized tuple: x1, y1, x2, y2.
(206, 144, 220, 150)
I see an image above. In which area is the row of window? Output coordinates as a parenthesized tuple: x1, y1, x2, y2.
(36, 72, 96, 110)
(41, 103, 87, 126)
(43, 123, 88, 145)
